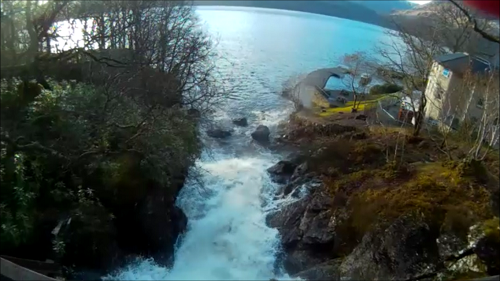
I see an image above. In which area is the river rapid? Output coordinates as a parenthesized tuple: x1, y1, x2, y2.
(106, 6, 390, 280)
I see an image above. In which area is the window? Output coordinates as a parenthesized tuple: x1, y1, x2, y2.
(477, 98, 484, 108)
(442, 68, 450, 78)
(434, 90, 443, 100)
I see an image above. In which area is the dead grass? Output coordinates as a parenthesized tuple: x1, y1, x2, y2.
(346, 161, 493, 242)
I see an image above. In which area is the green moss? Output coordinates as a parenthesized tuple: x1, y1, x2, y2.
(347, 141, 385, 168)
(482, 217, 500, 243)
(444, 270, 487, 281)
(346, 162, 492, 237)
(441, 206, 478, 240)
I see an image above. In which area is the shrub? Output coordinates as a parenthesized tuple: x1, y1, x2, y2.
(369, 83, 403, 95)
(0, 79, 200, 265)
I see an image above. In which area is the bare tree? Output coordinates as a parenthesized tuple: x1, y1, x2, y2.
(376, 21, 441, 136)
(466, 70, 500, 159)
(448, 0, 500, 44)
(341, 52, 372, 111)
(378, 1, 499, 137)
(1, 0, 226, 114)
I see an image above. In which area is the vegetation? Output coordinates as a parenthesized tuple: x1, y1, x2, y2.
(375, 0, 499, 137)
(285, 114, 499, 263)
(0, 0, 222, 273)
(369, 83, 402, 95)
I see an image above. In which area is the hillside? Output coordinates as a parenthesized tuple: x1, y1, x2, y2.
(351, 0, 416, 14)
(389, 1, 499, 62)
(193, 0, 393, 28)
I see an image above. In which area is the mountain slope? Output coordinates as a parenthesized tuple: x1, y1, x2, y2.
(193, 1, 392, 28)
(351, 0, 416, 14)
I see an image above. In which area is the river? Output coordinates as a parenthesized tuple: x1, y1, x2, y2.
(105, 6, 390, 280)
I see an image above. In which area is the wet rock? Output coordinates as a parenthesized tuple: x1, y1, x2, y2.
(437, 231, 468, 259)
(474, 236, 500, 275)
(277, 173, 318, 198)
(232, 117, 248, 127)
(285, 152, 308, 166)
(206, 128, 231, 139)
(267, 189, 336, 275)
(267, 199, 307, 245)
(283, 249, 327, 275)
(293, 259, 342, 281)
(267, 161, 297, 184)
(268, 161, 297, 175)
(138, 193, 188, 266)
(339, 214, 441, 280)
(472, 220, 500, 276)
(251, 125, 270, 143)
(291, 162, 308, 180)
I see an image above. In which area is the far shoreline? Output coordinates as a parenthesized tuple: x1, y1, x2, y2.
(192, 2, 397, 31)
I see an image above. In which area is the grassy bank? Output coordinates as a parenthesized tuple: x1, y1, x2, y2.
(317, 93, 398, 117)
(284, 111, 500, 276)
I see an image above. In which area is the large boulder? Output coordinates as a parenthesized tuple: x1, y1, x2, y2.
(474, 235, 500, 275)
(232, 117, 248, 127)
(291, 162, 308, 181)
(267, 161, 297, 184)
(206, 128, 231, 139)
(251, 125, 270, 143)
(471, 219, 500, 275)
(112, 178, 188, 268)
(266, 189, 335, 275)
(339, 214, 441, 280)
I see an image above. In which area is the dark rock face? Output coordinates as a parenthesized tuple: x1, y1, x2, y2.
(339, 214, 441, 280)
(475, 235, 500, 275)
(293, 260, 342, 281)
(138, 199, 187, 265)
(268, 161, 297, 175)
(285, 152, 308, 166)
(232, 117, 248, 127)
(251, 125, 270, 143)
(267, 188, 335, 275)
(268, 178, 459, 280)
(111, 174, 188, 269)
(291, 162, 308, 180)
(436, 231, 467, 259)
(206, 128, 232, 139)
(267, 161, 297, 184)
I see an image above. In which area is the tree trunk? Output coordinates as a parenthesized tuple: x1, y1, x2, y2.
(413, 92, 427, 137)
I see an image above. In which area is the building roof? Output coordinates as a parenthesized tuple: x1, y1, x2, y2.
(434, 53, 491, 75)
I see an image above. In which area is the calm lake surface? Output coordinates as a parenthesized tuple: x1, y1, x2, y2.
(106, 6, 391, 280)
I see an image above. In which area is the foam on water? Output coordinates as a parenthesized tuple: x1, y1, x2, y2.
(103, 5, 392, 280)
(105, 154, 298, 280)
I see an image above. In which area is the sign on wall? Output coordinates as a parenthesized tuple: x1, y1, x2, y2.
(442, 68, 450, 78)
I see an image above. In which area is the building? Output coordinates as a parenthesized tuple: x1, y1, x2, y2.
(424, 53, 492, 129)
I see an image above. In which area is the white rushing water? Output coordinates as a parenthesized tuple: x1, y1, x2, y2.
(103, 6, 392, 280)
(106, 110, 297, 280)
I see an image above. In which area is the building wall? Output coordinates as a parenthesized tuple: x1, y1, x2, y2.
(424, 62, 452, 121)
(424, 61, 485, 127)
